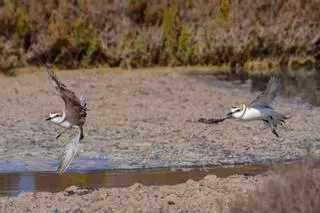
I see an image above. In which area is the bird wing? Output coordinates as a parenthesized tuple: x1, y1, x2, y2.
(57, 130, 81, 174)
(80, 95, 87, 118)
(38, 62, 67, 90)
(248, 76, 281, 108)
(39, 62, 84, 122)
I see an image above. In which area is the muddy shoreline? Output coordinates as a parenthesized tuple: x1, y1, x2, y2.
(0, 68, 319, 170)
(0, 68, 319, 212)
(0, 173, 267, 213)
(1, 163, 319, 213)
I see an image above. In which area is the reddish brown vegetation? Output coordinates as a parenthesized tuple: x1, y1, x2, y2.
(0, 0, 319, 72)
(228, 162, 320, 213)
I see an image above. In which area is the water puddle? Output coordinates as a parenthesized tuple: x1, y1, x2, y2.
(0, 164, 269, 197)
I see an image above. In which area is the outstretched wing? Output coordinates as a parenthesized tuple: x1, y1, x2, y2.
(38, 62, 67, 90)
(248, 76, 281, 108)
(57, 131, 81, 174)
(39, 62, 83, 122)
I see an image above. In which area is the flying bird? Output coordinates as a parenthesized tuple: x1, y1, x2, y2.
(39, 62, 87, 173)
(198, 77, 288, 137)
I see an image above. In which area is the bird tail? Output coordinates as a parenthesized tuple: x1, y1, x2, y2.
(270, 111, 288, 127)
(264, 111, 288, 137)
(57, 129, 82, 174)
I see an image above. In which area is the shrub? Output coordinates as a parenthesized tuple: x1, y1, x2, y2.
(0, 0, 319, 71)
(227, 162, 320, 213)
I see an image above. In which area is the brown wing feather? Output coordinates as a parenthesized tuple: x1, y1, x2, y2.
(39, 62, 86, 126)
(38, 62, 67, 90)
(60, 88, 85, 126)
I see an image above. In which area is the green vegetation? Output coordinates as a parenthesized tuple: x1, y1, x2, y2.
(0, 0, 319, 72)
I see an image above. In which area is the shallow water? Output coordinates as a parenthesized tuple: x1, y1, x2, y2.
(3, 160, 320, 197)
(0, 164, 269, 197)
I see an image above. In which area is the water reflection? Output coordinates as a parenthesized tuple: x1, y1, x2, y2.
(19, 174, 35, 196)
(0, 164, 269, 197)
(0, 174, 20, 196)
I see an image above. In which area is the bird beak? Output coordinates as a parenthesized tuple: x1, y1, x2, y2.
(45, 117, 51, 121)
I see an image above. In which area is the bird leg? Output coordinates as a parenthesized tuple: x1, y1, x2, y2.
(262, 119, 269, 129)
(56, 127, 72, 139)
(263, 117, 279, 138)
(271, 129, 279, 137)
(79, 126, 84, 140)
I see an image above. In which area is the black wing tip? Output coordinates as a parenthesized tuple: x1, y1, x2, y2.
(37, 61, 51, 73)
(37, 61, 47, 68)
(39, 62, 67, 88)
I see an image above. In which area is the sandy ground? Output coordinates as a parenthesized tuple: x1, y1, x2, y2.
(0, 67, 319, 212)
(0, 173, 267, 213)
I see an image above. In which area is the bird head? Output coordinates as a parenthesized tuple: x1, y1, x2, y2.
(227, 104, 246, 116)
(45, 111, 64, 123)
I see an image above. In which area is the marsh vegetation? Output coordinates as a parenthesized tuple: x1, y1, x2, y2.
(0, 0, 319, 73)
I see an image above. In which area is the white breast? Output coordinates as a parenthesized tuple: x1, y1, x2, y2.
(58, 121, 72, 128)
(51, 116, 72, 128)
(241, 107, 273, 121)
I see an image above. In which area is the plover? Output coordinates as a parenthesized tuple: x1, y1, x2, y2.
(198, 76, 287, 137)
(39, 62, 87, 173)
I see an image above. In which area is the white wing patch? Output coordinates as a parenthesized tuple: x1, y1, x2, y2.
(80, 95, 87, 115)
(57, 133, 81, 174)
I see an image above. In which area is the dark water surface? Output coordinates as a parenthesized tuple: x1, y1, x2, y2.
(0, 164, 269, 197)
(2, 160, 320, 197)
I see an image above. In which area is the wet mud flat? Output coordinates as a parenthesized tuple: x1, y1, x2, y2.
(0, 68, 319, 170)
(0, 67, 319, 212)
